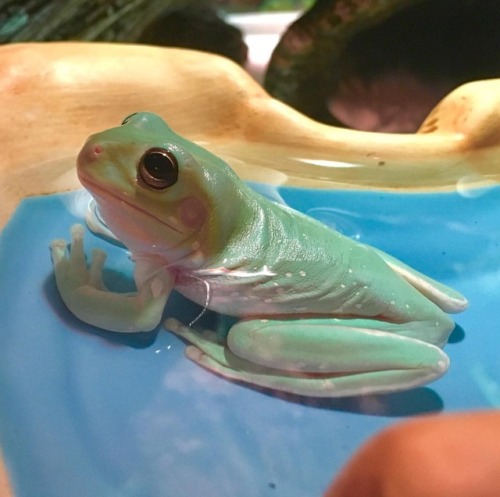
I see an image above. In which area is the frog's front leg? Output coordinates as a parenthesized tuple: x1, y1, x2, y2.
(51, 224, 173, 332)
(166, 317, 451, 397)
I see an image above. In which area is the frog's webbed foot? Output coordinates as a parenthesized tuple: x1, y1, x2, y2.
(51, 224, 171, 332)
(165, 317, 451, 398)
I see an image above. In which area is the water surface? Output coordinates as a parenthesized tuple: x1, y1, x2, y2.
(0, 185, 498, 497)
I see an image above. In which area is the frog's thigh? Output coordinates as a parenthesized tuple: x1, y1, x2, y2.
(223, 318, 449, 395)
(228, 318, 448, 373)
(167, 318, 449, 396)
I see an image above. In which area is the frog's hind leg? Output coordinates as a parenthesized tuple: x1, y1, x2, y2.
(166, 317, 450, 398)
(372, 247, 468, 313)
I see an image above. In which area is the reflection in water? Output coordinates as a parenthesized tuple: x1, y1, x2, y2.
(243, 385, 444, 417)
(209, 137, 499, 192)
(306, 207, 362, 241)
(294, 158, 363, 169)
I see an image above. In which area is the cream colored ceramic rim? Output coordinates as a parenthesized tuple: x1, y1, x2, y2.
(1, 42, 500, 495)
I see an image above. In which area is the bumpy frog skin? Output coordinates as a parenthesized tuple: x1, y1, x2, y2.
(50, 112, 468, 397)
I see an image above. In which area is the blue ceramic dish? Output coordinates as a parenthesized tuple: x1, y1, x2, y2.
(0, 184, 498, 497)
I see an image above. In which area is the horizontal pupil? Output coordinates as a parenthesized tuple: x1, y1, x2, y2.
(145, 153, 173, 180)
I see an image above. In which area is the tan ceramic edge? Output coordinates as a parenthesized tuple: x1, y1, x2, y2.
(2, 42, 500, 230)
(2, 42, 500, 495)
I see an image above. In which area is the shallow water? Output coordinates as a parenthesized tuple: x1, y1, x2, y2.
(0, 185, 498, 497)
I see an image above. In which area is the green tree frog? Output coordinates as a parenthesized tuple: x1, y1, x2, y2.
(51, 112, 468, 397)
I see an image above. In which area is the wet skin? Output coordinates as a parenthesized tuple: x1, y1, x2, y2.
(51, 113, 468, 397)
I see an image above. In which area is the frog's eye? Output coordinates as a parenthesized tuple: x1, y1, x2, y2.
(121, 113, 137, 125)
(138, 147, 178, 190)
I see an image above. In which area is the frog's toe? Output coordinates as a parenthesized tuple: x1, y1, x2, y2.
(184, 345, 253, 378)
(165, 318, 237, 369)
(164, 317, 187, 335)
(50, 239, 68, 262)
(88, 248, 107, 289)
(185, 345, 205, 363)
(70, 223, 85, 240)
(90, 248, 107, 269)
(184, 341, 268, 373)
(165, 318, 221, 343)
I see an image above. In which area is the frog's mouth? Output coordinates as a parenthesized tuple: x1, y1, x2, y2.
(81, 176, 184, 235)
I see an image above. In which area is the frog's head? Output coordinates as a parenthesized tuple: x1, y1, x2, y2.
(77, 112, 251, 265)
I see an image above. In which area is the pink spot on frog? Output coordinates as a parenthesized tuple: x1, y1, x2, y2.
(178, 197, 206, 229)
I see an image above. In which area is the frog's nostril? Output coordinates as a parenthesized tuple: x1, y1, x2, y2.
(78, 142, 103, 166)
